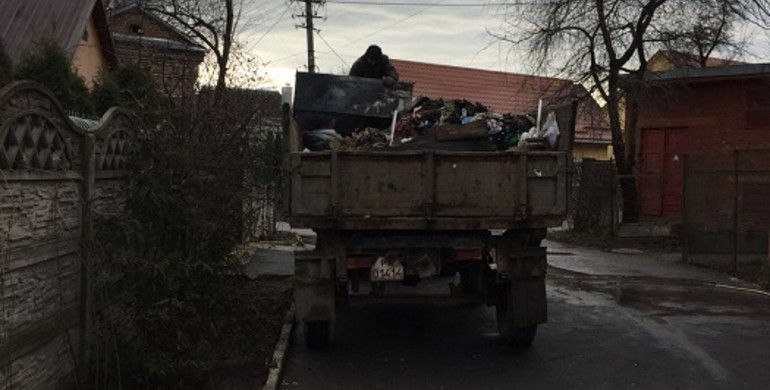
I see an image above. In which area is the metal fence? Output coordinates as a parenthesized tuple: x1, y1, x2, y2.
(683, 149, 770, 276)
(570, 158, 618, 234)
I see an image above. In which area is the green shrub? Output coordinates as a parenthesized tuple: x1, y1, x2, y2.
(92, 64, 167, 120)
(90, 69, 121, 115)
(0, 40, 12, 87)
(14, 39, 93, 115)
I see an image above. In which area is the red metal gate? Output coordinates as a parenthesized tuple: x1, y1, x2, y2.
(639, 127, 686, 217)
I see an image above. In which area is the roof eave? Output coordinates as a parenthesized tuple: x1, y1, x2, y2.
(644, 63, 770, 84)
(93, 0, 118, 67)
(111, 3, 205, 51)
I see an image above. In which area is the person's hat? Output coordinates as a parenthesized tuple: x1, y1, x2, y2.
(365, 45, 383, 60)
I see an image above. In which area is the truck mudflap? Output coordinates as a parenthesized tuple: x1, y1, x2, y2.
(494, 275, 547, 347)
(294, 251, 336, 322)
(493, 238, 548, 345)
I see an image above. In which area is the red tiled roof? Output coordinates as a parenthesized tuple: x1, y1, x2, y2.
(391, 59, 577, 114)
(391, 59, 610, 144)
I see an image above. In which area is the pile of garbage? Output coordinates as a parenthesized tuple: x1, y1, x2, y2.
(302, 97, 560, 152)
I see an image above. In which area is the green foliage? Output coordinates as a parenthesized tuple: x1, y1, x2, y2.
(92, 64, 168, 121)
(14, 39, 93, 115)
(89, 90, 282, 388)
(90, 70, 121, 115)
(0, 40, 12, 88)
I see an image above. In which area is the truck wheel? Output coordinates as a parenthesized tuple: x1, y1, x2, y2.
(495, 284, 538, 348)
(460, 264, 484, 295)
(305, 321, 333, 349)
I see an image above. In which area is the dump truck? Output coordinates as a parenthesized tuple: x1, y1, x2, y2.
(284, 72, 575, 348)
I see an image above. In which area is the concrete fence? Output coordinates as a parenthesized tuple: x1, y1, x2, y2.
(0, 81, 135, 389)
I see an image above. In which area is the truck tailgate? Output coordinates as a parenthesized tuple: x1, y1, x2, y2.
(287, 149, 569, 230)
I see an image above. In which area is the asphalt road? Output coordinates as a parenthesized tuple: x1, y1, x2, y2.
(280, 270, 770, 390)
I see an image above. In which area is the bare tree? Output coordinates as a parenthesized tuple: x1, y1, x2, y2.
(141, 0, 245, 103)
(655, 2, 745, 66)
(494, 0, 770, 222)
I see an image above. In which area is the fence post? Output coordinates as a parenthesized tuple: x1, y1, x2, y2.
(682, 154, 689, 263)
(610, 162, 617, 239)
(733, 149, 739, 274)
(78, 133, 96, 385)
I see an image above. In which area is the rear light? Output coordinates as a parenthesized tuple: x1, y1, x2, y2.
(346, 255, 375, 269)
(454, 248, 484, 262)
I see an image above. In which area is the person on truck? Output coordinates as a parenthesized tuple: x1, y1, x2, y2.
(349, 45, 399, 87)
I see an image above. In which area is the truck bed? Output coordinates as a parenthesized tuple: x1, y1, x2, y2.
(287, 149, 569, 230)
(284, 72, 575, 231)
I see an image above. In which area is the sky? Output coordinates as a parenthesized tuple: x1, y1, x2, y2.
(241, 0, 770, 91)
(242, 0, 527, 90)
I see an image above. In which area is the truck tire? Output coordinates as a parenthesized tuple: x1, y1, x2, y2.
(495, 283, 538, 348)
(305, 321, 333, 349)
(460, 264, 484, 295)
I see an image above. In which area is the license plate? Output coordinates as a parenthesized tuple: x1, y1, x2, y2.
(371, 257, 404, 281)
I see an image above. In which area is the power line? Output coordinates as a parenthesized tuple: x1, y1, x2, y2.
(334, 0, 446, 50)
(325, 1, 510, 6)
(316, 30, 349, 68)
(248, 6, 290, 51)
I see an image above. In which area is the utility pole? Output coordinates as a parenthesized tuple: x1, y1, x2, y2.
(295, 0, 324, 73)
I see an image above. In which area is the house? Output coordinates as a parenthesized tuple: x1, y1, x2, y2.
(647, 50, 746, 72)
(0, 0, 118, 87)
(632, 61, 770, 218)
(108, 1, 206, 97)
(390, 59, 612, 161)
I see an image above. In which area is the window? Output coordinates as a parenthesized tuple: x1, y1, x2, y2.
(130, 24, 144, 35)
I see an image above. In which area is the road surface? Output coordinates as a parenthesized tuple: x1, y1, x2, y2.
(279, 260, 770, 389)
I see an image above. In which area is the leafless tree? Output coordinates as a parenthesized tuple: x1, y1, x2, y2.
(141, 0, 254, 103)
(494, 0, 770, 222)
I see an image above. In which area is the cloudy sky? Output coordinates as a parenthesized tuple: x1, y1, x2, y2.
(241, 0, 770, 91)
(242, 0, 534, 89)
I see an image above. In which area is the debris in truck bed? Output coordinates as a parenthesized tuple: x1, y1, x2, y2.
(330, 127, 390, 150)
(303, 128, 343, 151)
(303, 96, 558, 152)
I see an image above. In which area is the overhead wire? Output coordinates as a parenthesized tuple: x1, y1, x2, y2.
(248, 5, 290, 51)
(260, 0, 514, 72)
(332, 0, 447, 50)
(315, 30, 350, 68)
(325, 1, 541, 6)
(324, 1, 511, 6)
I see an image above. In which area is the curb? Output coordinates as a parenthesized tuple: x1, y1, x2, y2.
(262, 303, 295, 390)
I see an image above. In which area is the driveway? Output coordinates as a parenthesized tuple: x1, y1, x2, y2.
(277, 241, 770, 390)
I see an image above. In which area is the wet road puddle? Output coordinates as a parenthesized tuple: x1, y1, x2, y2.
(548, 267, 770, 318)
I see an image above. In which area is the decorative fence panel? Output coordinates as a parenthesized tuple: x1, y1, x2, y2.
(0, 82, 135, 390)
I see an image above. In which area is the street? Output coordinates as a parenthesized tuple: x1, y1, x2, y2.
(278, 244, 770, 390)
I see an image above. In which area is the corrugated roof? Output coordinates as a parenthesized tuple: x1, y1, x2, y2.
(391, 59, 577, 114)
(0, 0, 97, 62)
(69, 115, 100, 131)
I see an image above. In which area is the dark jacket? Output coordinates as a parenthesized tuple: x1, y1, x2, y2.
(349, 54, 399, 80)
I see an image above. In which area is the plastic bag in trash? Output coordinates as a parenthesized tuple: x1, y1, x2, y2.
(303, 128, 343, 151)
(518, 127, 537, 147)
(541, 111, 560, 149)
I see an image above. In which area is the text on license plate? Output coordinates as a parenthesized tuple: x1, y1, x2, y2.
(371, 257, 404, 281)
